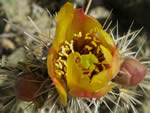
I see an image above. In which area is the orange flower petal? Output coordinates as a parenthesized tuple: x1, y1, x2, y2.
(92, 84, 112, 98)
(69, 81, 112, 98)
(47, 46, 56, 79)
(71, 9, 102, 36)
(111, 49, 120, 78)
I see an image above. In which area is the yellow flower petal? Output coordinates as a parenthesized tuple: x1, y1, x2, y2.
(97, 29, 115, 51)
(100, 45, 113, 65)
(53, 2, 74, 51)
(53, 78, 67, 105)
(53, 2, 102, 51)
(90, 69, 111, 91)
(66, 52, 90, 90)
(66, 52, 113, 95)
(47, 46, 67, 105)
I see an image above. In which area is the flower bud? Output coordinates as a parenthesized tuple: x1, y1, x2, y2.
(114, 57, 147, 87)
(15, 73, 43, 102)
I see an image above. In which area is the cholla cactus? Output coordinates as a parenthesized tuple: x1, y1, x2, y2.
(0, 0, 149, 113)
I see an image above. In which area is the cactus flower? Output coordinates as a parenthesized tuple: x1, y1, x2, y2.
(47, 2, 120, 105)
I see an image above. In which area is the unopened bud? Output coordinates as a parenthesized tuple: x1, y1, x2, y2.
(114, 57, 147, 87)
(15, 73, 43, 102)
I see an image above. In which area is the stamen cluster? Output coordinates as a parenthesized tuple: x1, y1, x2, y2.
(55, 32, 109, 80)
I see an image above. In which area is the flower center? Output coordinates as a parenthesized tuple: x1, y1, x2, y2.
(55, 32, 109, 79)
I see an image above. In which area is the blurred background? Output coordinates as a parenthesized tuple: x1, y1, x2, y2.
(0, 0, 150, 58)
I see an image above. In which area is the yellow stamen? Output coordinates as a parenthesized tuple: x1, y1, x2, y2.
(61, 46, 69, 57)
(55, 70, 65, 77)
(97, 46, 101, 54)
(85, 45, 92, 51)
(55, 62, 63, 69)
(74, 32, 82, 37)
(102, 64, 106, 70)
(85, 36, 92, 40)
(91, 41, 97, 47)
